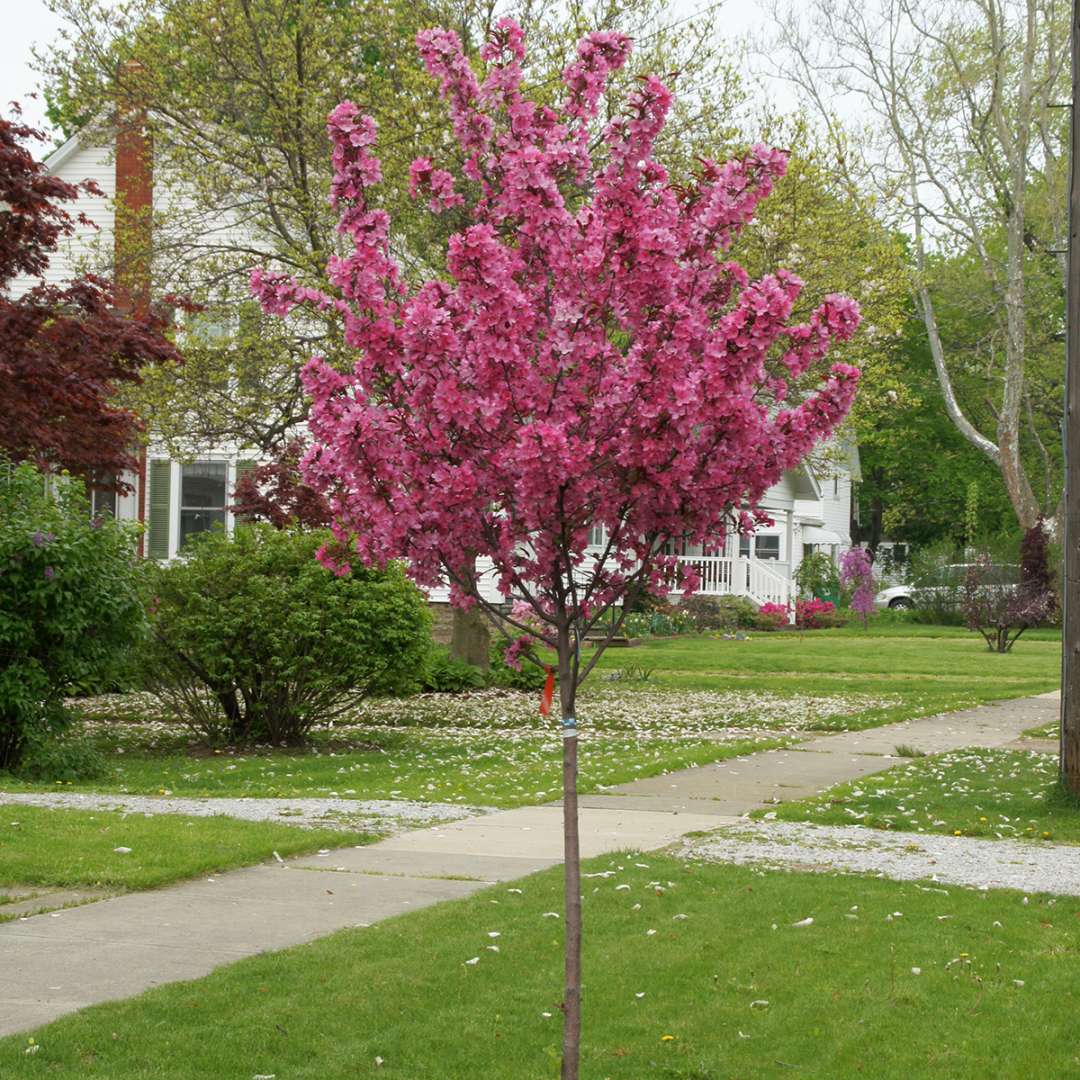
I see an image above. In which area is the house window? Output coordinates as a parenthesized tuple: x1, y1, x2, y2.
(755, 535, 781, 560)
(739, 535, 751, 558)
(180, 461, 227, 548)
(186, 309, 234, 345)
(90, 475, 117, 519)
(588, 524, 606, 548)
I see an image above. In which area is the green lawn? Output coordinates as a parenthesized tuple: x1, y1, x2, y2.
(2, 726, 789, 809)
(593, 631, 1060, 726)
(1023, 719, 1058, 738)
(1, 631, 1060, 808)
(4, 854, 1079, 1078)
(0, 805, 366, 892)
(757, 748, 1080, 843)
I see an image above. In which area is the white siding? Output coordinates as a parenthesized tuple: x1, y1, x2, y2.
(820, 471, 854, 549)
(5, 136, 116, 298)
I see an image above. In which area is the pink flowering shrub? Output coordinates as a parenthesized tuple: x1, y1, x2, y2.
(795, 597, 837, 629)
(839, 547, 875, 628)
(756, 602, 790, 630)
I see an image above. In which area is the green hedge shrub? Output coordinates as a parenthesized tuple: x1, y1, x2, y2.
(488, 643, 548, 690)
(15, 733, 106, 781)
(0, 463, 144, 770)
(420, 648, 487, 693)
(679, 595, 758, 631)
(419, 644, 548, 693)
(144, 525, 431, 745)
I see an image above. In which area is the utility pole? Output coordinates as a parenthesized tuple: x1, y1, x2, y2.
(1062, 0, 1080, 791)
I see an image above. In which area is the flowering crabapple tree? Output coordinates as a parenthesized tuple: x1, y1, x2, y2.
(253, 19, 860, 1077)
(840, 546, 876, 628)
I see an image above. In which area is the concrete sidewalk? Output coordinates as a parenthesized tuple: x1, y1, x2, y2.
(0, 691, 1059, 1038)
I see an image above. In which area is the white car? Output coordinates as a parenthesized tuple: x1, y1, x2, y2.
(874, 583, 916, 609)
(874, 563, 1019, 610)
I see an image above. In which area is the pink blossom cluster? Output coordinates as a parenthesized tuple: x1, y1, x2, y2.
(252, 21, 861, 657)
(409, 157, 463, 213)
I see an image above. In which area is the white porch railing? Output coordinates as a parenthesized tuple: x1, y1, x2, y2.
(746, 557, 792, 608)
(427, 554, 793, 612)
(677, 555, 792, 608)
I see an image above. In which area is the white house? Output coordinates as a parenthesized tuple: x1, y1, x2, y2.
(15, 117, 859, 610)
(424, 450, 858, 611)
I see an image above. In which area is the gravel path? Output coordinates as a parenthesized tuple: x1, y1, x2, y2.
(686, 819, 1080, 897)
(0, 791, 488, 833)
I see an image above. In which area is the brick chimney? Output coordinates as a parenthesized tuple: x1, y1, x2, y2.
(114, 59, 152, 317)
(114, 60, 153, 551)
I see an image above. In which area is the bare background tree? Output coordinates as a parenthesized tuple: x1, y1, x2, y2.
(763, 0, 1069, 531)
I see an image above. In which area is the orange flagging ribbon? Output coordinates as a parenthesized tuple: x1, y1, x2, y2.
(539, 665, 555, 716)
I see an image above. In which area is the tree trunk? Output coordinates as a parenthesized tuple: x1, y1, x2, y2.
(558, 627, 582, 1080)
(449, 606, 490, 669)
(217, 687, 248, 743)
(0, 713, 25, 771)
(868, 486, 883, 555)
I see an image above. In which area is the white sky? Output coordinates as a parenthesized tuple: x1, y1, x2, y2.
(1, 0, 64, 132)
(1, 0, 784, 138)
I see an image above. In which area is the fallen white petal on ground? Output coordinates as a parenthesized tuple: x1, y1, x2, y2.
(69, 687, 900, 741)
(0, 792, 485, 833)
(684, 820, 1080, 896)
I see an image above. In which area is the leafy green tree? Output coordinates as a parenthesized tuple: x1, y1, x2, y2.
(855, 312, 1017, 552)
(729, 117, 911, 442)
(38, 0, 747, 457)
(771, 0, 1068, 530)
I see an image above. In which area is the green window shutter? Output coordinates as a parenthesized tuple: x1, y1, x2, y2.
(147, 459, 171, 559)
(233, 459, 256, 522)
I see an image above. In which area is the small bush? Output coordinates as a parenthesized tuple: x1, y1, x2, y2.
(907, 546, 967, 624)
(144, 525, 431, 745)
(488, 644, 548, 691)
(1019, 519, 1058, 626)
(15, 733, 106, 781)
(962, 552, 1056, 653)
(795, 551, 840, 600)
(0, 462, 145, 770)
(420, 648, 487, 693)
(839, 548, 876, 628)
(623, 601, 696, 638)
(795, 597, 837, 629)
(678, 595, 757, 631)
(754, 602, 789, 631)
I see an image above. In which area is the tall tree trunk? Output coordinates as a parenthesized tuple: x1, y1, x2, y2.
(558, 624, 582, 1080)
(449, 607, 490, 668)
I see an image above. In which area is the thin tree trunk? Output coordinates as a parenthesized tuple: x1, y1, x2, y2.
(558, 625, 582, 1080)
